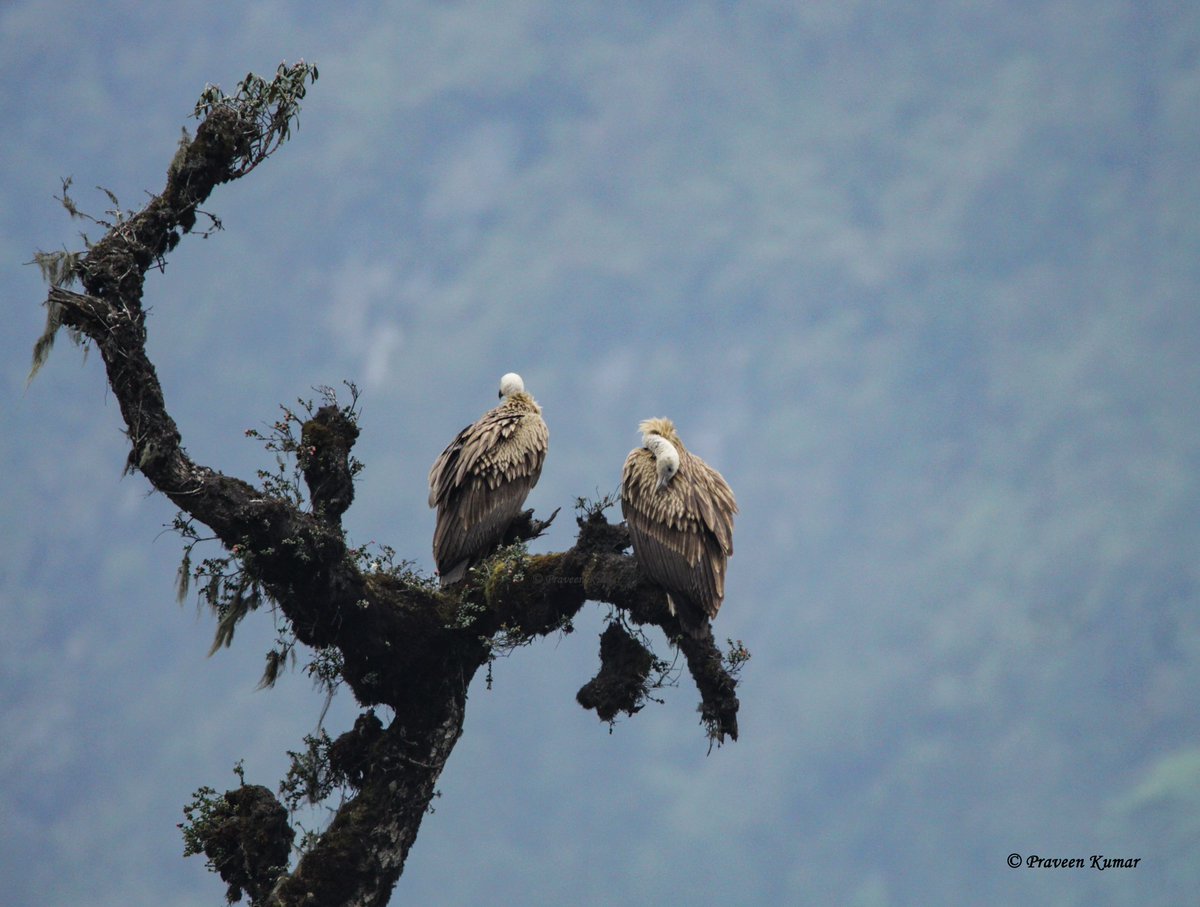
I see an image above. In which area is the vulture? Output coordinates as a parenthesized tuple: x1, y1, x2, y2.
(621, 418, 737, 639)
(428, 373, 548, 586)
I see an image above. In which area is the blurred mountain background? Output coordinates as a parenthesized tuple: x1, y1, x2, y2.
(2, 2, 1198, 904)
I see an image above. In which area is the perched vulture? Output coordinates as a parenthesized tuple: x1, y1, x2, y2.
(428, 373, 548, 586)
(621, 418, 737, 638)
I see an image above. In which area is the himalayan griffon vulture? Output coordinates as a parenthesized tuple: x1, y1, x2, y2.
(621, 418, 737, 638)
(429, 373, 548, 585)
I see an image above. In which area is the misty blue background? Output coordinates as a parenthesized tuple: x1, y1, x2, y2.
(3, 2, 1199, 905)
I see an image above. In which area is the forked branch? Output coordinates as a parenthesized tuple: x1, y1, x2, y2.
(31, 62, 743, 907)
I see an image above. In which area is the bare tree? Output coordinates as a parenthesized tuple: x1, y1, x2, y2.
(30, 64, 746, 906)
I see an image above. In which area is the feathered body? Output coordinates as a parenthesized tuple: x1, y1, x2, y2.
(429, 374, 548, 586)
(621, 418, 737, 638)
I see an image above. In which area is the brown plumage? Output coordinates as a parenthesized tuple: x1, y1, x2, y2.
(429, 373, 548, 586)
(621, 418, 737, 638)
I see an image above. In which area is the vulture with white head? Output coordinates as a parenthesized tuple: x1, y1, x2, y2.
(428, 373, 548, 586)
(621, 418, 737, 638)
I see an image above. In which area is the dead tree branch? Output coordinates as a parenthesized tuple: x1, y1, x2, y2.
(30, 63, 743, 906)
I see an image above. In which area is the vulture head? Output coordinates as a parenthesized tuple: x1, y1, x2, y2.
(645, 434, 680, 490)
(499, 372, 526, 398)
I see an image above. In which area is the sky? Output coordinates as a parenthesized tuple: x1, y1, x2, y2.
(2, 1, 1199, 905)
